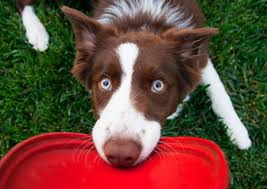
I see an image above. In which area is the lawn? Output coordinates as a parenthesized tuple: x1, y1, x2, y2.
(0, 0, 266, 188)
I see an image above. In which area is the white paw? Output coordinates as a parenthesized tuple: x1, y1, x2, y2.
(22, 6, 49, 52)
(233, 135, 252, 150)
(26, 22, 49, 52)
(228, 129, 252, 150)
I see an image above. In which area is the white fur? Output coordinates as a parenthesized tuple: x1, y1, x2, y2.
(98, 0, 193, 29)
(22, 6, 49, 51)
(92, 43, 161, 164)
(201, 59, 252, 149)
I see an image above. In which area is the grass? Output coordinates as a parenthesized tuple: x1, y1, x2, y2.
(0, 0, 266, 188)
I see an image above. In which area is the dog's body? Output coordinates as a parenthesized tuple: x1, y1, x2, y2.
(16, 0, 251, 167)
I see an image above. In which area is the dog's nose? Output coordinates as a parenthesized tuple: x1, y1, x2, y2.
(103, 139, 141, 168)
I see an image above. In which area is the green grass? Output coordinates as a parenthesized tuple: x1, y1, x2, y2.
(0, 0, 266, 188)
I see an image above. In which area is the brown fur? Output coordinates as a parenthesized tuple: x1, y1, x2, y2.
(61, 0, 218, 126)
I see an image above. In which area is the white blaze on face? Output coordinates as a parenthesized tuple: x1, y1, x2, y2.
(92, 43, 161, 164)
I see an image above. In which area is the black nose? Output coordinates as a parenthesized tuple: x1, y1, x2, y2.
(103, 139, 141, 168)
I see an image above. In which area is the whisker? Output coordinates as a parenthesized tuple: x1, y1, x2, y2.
(160, 138, 187, 174)
(158, 141, 180, 166)
(154, 147, 165, 161)
(95, 155, 104, 167)
(93, 155, 100, 165)
(72, 140, 89, 162)
(85, 145, 96, 169)
(77, 142, 94, 162)
(157, 142, 175, 153)
(160, 138, 186, 153)
(65, 135, 92, 145)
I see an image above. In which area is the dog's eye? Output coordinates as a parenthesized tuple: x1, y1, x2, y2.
(151, 80, 165, 93)
(99, 78, 112, 91)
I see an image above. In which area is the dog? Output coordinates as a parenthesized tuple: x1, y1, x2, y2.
(16, 0, 252, 168)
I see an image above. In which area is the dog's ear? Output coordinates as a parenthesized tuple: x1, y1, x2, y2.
(61, 6, 117, 89)
(161, 28, 218, 97)
(161, 27, 218, 60)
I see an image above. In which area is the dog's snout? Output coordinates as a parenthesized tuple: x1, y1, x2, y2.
(103, 139, 141, 168)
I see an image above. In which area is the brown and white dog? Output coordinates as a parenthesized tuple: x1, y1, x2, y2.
(16, 0, 252, 167)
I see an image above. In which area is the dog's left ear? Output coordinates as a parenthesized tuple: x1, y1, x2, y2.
(61, 6, 117, 89)
(161, 28, 218, 98)
(161, 27, 218, 60)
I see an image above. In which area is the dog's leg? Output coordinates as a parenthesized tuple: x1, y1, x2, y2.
(16, 0, 49, 51)
(201, 58, 252, 149)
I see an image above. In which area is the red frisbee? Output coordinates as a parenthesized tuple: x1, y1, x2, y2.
(0, 132, 229, 189)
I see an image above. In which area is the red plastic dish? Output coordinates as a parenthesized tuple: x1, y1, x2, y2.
(0, 132, 229, 189)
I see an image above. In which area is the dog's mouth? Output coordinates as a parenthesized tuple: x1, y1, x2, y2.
(92, 119, 161, 168)
(93, 135, 160, 168)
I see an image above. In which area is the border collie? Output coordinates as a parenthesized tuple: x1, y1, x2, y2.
(16, 0, 251, 167)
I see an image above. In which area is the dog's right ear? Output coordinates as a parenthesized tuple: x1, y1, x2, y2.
(61, 6, 117, 89)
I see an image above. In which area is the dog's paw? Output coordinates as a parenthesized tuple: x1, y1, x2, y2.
(228, 129, 252, 150)
(233, 135, 252, 150)
(22, 6, 49, 52)
(26, 21, 49, 52)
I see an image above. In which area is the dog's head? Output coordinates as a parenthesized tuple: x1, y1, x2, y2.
(62, 7, 218, 168)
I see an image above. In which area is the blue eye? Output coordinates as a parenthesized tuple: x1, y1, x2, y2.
(100, 78, 112, 91)
(151, 80, 164, 93)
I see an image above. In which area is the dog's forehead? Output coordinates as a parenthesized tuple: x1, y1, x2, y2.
(95, 31, 173, 62)
(115, 43, 173, 77)
(93, 39, 178, 88)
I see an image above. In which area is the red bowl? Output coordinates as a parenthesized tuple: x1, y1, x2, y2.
(0, 132, 229, 189)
